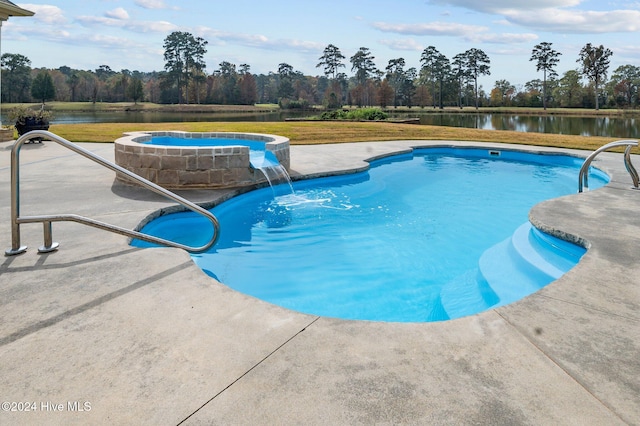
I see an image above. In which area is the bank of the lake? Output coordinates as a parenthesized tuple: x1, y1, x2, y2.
(5, 102, 639, 116)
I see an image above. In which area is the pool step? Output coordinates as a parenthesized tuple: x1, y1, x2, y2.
(477, 222, 585, 308)
(439, 270, 500, 320)
(439, 222, 585, 319)
(527, 225, 586, 269)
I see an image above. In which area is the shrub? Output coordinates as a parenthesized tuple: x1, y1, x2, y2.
(9, 106, 53, 125)
(320, 110, 348, 120)
(320, 108, 388, 121)
(280, 98, 310, 110)
(345, 108, 388, 121)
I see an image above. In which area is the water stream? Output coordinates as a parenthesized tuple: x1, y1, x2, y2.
(250, 150, 294, 195)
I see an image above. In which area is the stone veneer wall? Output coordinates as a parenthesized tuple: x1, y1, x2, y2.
(114, 131, 290, 189)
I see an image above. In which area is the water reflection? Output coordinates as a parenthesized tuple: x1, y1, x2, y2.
(34, 110, 307, 124)
(399, 113, 639, 138)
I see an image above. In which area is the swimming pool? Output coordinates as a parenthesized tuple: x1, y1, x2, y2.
(134, 147, 609, 322)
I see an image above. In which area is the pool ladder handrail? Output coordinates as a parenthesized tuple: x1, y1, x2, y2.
(5, 130, 220, 256)
(578, 139, 639, 193)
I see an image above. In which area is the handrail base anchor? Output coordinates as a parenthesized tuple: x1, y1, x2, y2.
(5, 246, 28, 256)
(38, 243, 59, 253)
(38, 221, 59, 253)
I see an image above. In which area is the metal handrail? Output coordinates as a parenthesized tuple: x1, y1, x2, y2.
(5, 130, 220, 256)
(623, 144, 639, 188)
(578, 139, 639, 193)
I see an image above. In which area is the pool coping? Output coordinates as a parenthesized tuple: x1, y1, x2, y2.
(1, 139, 638, 424)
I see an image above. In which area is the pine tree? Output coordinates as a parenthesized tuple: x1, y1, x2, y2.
(31, 70, 56, 104)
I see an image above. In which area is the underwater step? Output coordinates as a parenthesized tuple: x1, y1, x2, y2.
(511, 222, 563, 280)
(512, 222, 586, 278)
(529, 225, 586, 265)
(477, 222, 585, 308)
(439, 270, 500, 320)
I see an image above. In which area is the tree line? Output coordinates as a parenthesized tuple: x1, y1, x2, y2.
(2, 31, 638, 110)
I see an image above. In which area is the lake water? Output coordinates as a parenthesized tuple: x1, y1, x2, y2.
(397, 112, 639, 138)
(3, 110, 638, 138)
(22, 110, 304, 124)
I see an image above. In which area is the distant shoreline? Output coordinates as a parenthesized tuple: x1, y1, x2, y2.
(3, 102, 639, 117)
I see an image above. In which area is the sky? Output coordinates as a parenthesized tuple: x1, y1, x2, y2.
(3, 0, 640, 90)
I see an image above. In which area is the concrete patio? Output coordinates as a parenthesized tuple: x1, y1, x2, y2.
(0, 137, 638, 425)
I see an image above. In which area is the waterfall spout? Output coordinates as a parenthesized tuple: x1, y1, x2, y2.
(251, 150, 294, 195)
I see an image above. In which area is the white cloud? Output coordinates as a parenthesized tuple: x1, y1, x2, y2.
(465, 32, 539, 44)
(490, 46, 531, 56)
(4, 23, 71, 42)
(428, 0, 582, 13)
(105, 8, 129, 20)
(616, 44, 640, 56)
(134, 0, 178, 10)
(3, 21, 148, 54)
(216, 32, 271, 47)
(614, 44, 640, 64)
(76, 16, 117, 27)
(372, 21, 538, 45)
(277, 39, 325, 53)
(429, 0, 640, 33)
(86, 33, 147, 50)
(127, 20, 178, 33)
(372, 21, 488, 36)
(76, 15, 178, 34)
(493, 19, 513, 26)
(378, 38, 425, 51)
(19, 4, 67, 24)
(197, 27, 324, 53)
(504, 9, 640, 33)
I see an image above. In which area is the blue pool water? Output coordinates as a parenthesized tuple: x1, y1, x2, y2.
(147, 136, 266, 149)
(145, 136, 279, 168)
(134, 147, 608, 322)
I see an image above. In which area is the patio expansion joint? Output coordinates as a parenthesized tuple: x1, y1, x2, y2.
(496, 310, 629, 424)
(177, 316, 321, 425)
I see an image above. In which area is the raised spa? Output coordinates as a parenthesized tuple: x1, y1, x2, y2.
(114, 131, 290, 189)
